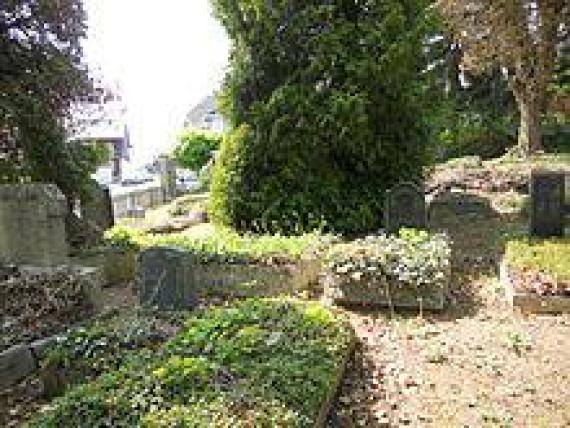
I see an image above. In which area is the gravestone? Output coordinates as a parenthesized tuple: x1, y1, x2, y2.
(384, 182, 427, 233)
(80, 180, 114, 231)
(529, 170, 565, 237)
(158, 155, 177, 202)
(137, 247, 197, 310)
(0, 184, 68, 266)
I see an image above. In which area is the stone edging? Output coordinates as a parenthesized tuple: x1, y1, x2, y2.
(315, 330, 356, 428)
(0, 336, 57, 390)
(500, 260, 570, 314)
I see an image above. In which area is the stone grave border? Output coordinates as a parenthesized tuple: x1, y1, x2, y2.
(314, 331, 356, 428)
(500, 259, 570, 314)
(0, 266, 102, 389)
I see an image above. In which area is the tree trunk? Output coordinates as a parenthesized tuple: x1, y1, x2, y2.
(517, 98, 542, 156)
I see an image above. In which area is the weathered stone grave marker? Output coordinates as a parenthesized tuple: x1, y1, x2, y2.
(137, 247, 197, 310)
(529, 170, 565, 237)
(384, 182, 427, 233)
(80, 180, 114, 231)
(0, 184, 68, 266)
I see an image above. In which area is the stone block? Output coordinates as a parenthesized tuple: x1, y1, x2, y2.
(0, 344, 36, 389)
(529, 170, 565, 237)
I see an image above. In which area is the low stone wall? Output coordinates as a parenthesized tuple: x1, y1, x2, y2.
(111, 182, 164, 218)
(73, 248, 137, 287)
(136, 247, 322, 308)
(190, 259, 322, 298)
(322, 272, 448, 311)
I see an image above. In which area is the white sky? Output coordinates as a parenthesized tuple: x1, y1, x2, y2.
(83, 0, 230, 168)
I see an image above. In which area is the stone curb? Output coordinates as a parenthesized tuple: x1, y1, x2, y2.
(500, 260, 570, 314)
(315, 330, 356, 428)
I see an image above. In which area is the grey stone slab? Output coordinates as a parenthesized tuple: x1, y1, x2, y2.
(384, 182, 427, 233)
(0, 183, 68, 266)
(137, 247, 198, 310)
(529, 170, 565, 237)
(0, 344, 36, 389)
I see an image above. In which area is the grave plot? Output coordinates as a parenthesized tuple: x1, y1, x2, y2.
(105, 225, 328, 299)
(322, 230, 451, 311)
(28, 299, 354, 428)
(502, 237, 570, 313)
(500, 170, 570, 314)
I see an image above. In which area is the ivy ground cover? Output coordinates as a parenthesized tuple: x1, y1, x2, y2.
(30, 299, 353, 427)
(323, 229, 451, 310)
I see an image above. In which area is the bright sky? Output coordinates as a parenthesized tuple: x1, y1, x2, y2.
(83, 0, 230, 168)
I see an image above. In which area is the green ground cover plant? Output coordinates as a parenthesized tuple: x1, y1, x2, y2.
(325, 229, 451, 292)
(505, 237, 570, 281)
(104, 225, 330, 265)
(41, 312, 184, 389)
(30, 299, 353, 427)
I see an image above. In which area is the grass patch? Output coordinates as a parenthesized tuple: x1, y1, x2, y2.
(505, 237, 570, 281)
(30, 299, 353, 427)
(105, 225, 330, 264)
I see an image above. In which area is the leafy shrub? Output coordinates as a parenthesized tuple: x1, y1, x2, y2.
(210, 1, 432, 234)
(325, 229, 451, 293)
(104, 224, 330, 265)
(172, 129, 221, 171)
(30, 299, 353, 427)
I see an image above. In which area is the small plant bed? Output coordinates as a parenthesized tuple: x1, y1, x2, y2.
(502, 237, 570, 313)
(39, 311, 187, 398)
(0, 310, 187, 427)
(29, 299, 354, 427)
(106, 224, 328, 265)
(322, 229, 451, 311)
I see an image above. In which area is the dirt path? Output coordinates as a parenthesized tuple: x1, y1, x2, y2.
(327, 193, 570, 427)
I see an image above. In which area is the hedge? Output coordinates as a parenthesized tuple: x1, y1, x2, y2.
(30, 299, 354, 427)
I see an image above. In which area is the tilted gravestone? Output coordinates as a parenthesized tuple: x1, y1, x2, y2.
(384, 182, 427, 234)
(529, 170, 565, 237)
(80, 180, 114, 231)
(137, 247, 198, 310)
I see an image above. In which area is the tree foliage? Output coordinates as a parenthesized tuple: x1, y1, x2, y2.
(436, 0, 569, 155)
(172, 129, 221, 171)
(210, 0, 433, 235)
(0, 0, 94, 201)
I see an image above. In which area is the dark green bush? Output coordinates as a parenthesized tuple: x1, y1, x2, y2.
(210, 1, 432, 235)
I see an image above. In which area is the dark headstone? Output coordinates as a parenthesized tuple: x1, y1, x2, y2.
(137, 247, 197, 310)
(0, 344, 36, 389)
(384, 182, 427, 233)
(81, 180, 114, 231)
(529, 171, 565, 237)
